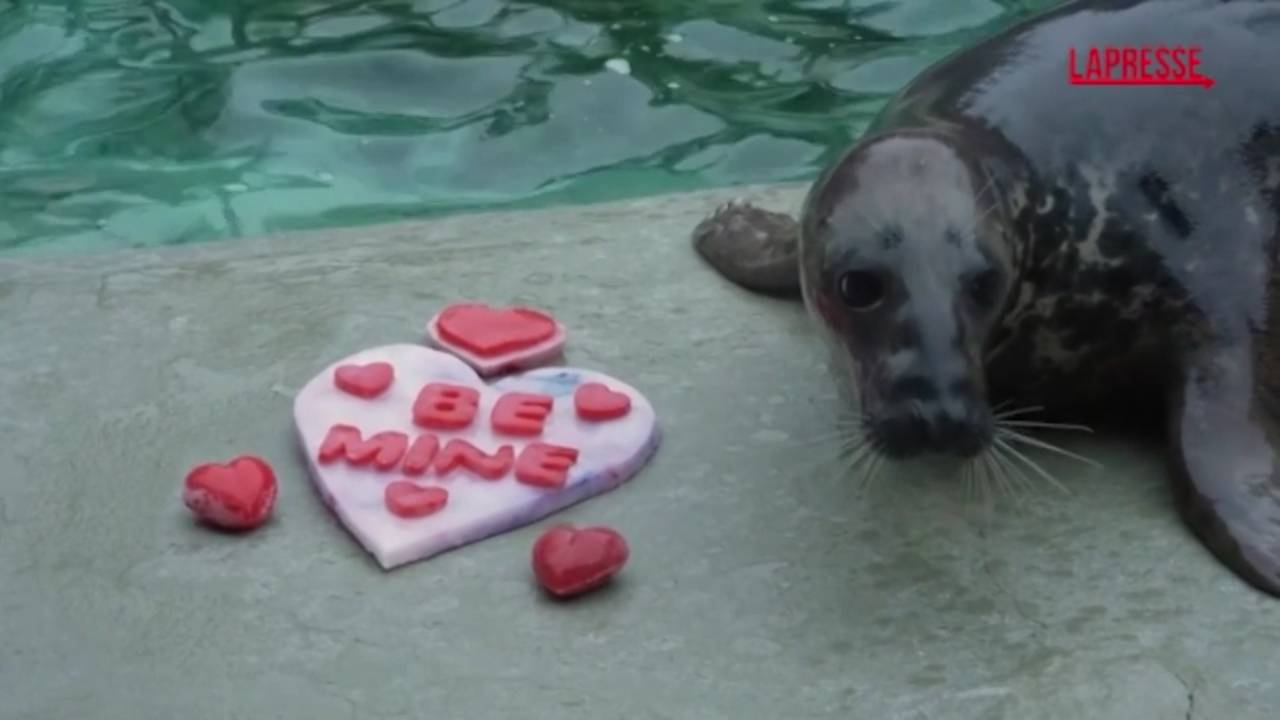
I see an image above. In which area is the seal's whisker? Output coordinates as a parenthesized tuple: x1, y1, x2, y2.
(786, 453, 850, 493)
(787, 436, 861, 479)
(987, 443, 1049, 519)
(755, 406, 868, 463)
(996, 419, 1094, 433)
(960, 457, 975, 505)
(968, 168, 1002, 233)
(831, 374, 863, 404)
(782, 412, 882, 489)
(993, 436, 1071, 495)
(987, 441, 1038, 501)
(755, 423, 855, 481)
(790, 427, 859, 448)
(968, 194, 1001, 236)
(840, 449, 867, 490)
(961, 454, 994, 517)
(995, 427, 1103, 469)
(856, 451, 889, 498)
(980, 447, 1019, 508)
(991, 405, 1046, 420)
(969, 457, 984, 501)
(979, 449, 1005, 513)
(836, 447, 870, 478)
(832, 417, 866, 432)
(989, 398, 1018, 415)
(846, 430, 889, 494)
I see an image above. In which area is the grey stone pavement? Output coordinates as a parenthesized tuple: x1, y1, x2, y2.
(1, 183, 1277, 719)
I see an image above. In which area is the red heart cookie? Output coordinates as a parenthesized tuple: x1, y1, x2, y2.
(531, 523, 630, 598)
(426, 302, 566, 376)
(333, 361, 394, 399)
(384, 481, 449, 519)
(183, 455, 277, 531)
(574, 382, 632, 421)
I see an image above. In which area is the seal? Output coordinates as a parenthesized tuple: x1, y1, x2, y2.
(691, 0, 1280, 598)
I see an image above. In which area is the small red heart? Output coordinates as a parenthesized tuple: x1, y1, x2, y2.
(333, 361, 394, 399)
(573, 382, 632, 422)
(531, 524, 629, 598)
(183, 455, 277, 531)
(436, 303, 558, 358)
(384, 481, 450, 519)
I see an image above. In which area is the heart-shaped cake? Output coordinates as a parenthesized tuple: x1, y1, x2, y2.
(293, 344, 660, 569)
(426, 302, 567, 376)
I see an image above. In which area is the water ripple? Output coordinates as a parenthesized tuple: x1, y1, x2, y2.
(0, 0, 1055, 255)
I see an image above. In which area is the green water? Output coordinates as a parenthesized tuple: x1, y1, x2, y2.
(0, 0, 1058, 256)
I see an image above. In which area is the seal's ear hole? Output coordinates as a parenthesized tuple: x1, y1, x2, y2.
(965, 269, 1002, 310)
(838, 270, 886, 311)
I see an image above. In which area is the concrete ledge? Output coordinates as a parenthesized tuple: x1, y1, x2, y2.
(1, 184, 1276, 719)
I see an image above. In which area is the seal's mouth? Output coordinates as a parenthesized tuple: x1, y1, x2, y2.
(864, 403, 993, 461)
(844, 398, 1102, 506)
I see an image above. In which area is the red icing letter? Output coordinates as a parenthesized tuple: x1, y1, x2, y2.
(317, 424, 408, 470)
(433, 439, 514, 480)
(515, 442, 579, 489)
(401, 433, 441, 476)
(413, 382, 479, 430)
(491, 392, 554, 436)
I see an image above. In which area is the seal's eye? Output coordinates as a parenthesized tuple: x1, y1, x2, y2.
(838, 270, 885, 311)
(966, 269, 1001, 309)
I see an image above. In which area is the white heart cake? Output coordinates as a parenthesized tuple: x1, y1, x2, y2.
(293, 343, 660, 569)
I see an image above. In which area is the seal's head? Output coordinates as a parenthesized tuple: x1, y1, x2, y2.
(800, 130, 1017, 461)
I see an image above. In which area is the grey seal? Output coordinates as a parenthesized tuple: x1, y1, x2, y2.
(692, 0, 1280, 597)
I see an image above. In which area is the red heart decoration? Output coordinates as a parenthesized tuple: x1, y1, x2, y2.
(435, 303, 558, 358)
(531, 523, 629, 598)
(183, 455, 277, 531)
(574, 382, 632, 422)
(333, 361, 395, 399)
(384, 481, 450, 519)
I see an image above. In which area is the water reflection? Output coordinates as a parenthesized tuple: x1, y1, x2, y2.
(0, 0, 1054, 254)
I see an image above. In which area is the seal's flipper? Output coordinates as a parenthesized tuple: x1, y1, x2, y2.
(1170, 336, 1280, 597)
(690, 199, 801, 296)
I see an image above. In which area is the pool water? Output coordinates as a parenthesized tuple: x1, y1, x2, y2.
(0, 0, 1059, 256)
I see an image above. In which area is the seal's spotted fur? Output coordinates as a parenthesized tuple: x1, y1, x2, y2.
(692, 0, 1280, 598)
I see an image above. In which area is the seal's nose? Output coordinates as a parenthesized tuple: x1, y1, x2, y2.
(877, 376, 990, 459)
(921, 403, 987, 458)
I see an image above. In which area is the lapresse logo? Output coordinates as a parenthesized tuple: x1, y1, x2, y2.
(1068, 44, 1215, 88)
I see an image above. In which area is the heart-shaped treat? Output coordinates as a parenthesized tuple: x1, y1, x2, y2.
(183, 455, 278, 531)
(531, 524, 630, 598)
(384, 481, 449, 519)
(334, 361, 394, 399)
(293, 344, 660, 570)
(426, 302, 566, 376)
(574, 382, 632, 422)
